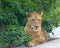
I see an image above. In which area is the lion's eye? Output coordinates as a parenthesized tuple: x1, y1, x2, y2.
(38, 19, 40, 21)
(32, 19, 34, 21)
(32, 19, 34, 23)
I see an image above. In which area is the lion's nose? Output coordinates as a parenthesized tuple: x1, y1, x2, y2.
(35, 26, 39, 29)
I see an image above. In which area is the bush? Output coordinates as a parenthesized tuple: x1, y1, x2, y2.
(0, 25, 31, 48)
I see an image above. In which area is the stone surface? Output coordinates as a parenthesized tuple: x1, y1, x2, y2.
(15, 38, 60, 48)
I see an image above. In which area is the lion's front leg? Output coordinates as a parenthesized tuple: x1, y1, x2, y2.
(28, 40, 37, 47)
(28, 38, 45, 47)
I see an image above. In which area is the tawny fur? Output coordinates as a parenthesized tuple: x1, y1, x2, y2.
(24, 12, 50, 46)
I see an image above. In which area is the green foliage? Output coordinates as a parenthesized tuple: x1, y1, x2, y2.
(0, 0, 60, 48)
(0, 25, 31, 48)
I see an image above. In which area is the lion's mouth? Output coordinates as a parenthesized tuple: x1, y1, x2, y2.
(33, 27, 38, 32)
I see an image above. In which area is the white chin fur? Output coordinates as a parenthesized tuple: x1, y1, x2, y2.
(33, 30, 38, 32)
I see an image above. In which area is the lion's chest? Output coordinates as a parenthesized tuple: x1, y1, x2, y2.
(29, 31, 44, 39)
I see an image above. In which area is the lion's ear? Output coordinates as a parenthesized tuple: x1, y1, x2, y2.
(26, 12, 31, 18)
(40, 12, 43, 16)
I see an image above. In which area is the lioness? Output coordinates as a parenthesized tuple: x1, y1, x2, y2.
(24, 12, 50, 46)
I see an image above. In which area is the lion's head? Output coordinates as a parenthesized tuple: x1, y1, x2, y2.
(26, 12, 43, 32)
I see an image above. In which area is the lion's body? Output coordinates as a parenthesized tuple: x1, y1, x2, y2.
(24, 12, 50, 46)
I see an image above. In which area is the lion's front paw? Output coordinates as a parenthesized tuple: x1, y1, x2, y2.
(28, 42, 36, 47)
